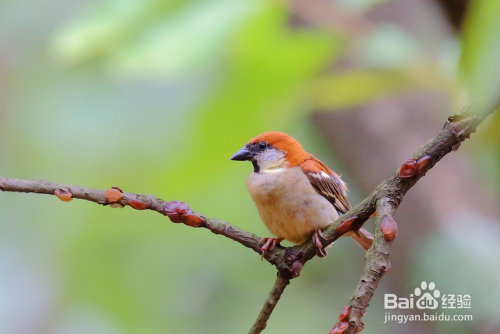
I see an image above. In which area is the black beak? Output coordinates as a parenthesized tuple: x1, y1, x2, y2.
(231, 147, 254, 161)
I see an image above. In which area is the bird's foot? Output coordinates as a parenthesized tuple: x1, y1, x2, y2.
(259, 237, 284, 261)
(312, 229, 328, 258)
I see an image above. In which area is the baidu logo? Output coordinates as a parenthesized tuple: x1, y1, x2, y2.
(414, 281, 440, 309)
(384, 281, 450, 310)
(383, 281, 473, 323)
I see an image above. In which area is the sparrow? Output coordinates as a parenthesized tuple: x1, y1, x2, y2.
(231, 131, 373, 257)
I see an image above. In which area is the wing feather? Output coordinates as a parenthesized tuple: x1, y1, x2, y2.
(300, 158, 351, 215)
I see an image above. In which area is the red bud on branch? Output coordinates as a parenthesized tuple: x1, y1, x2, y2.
(54, 189, 72, 202)
(105, 187, 122, 203)
(416, 155, 433, 174)
(334, 216, 358, 236)
(338, 306, 351, 322)
(329, 321, 349, 334)
(163, 201, 205, 227)
(128, 199, 149, 210)
(380, 216, 397, 242)
(399, 158, 417, 178)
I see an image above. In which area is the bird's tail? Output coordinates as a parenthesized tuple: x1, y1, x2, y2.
(344, 228, 373, 251)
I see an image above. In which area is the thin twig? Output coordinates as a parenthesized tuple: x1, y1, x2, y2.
(0, 177, 267, 256)
(249, 274, 290, 334)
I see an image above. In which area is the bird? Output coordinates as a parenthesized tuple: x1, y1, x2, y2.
(231, 131, 373, 257)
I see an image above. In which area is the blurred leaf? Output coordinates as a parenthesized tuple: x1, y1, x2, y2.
(461, 0, 500, 196)
(51, 0, 183, 65)
(312, 69, 415, 109)
(105, 0, 257, 77)
(460, 0, 500, 101)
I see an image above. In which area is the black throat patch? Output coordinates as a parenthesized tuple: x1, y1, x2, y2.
(252, 160, 260, 173)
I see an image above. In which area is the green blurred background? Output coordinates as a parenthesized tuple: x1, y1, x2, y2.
(1, 0, 500, 333)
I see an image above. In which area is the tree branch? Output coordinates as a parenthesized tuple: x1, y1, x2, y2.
(0, 99, 496, 333)
(344, 197, 395, 333)
(249, 274, 290, 334)
(0, 177, 267, 255)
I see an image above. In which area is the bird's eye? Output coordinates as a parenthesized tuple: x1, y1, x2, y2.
(259, 141, 267, 150)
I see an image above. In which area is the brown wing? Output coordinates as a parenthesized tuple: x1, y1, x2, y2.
(300, 157, 351, 215)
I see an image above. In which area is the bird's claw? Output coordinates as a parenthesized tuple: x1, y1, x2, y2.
(312, 229, 328, 258)
(259, 237, 284, 261)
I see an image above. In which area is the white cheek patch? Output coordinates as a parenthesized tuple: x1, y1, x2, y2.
(255, 148, 286, 171)
(258, 148, 285, 162)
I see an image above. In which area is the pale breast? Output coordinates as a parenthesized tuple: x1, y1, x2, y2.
(246, 167, 339, 244)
